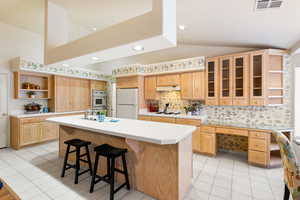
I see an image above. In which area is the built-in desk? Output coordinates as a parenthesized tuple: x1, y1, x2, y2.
(200, 124, 292, 168)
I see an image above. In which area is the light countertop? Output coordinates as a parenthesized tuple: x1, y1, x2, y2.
(47, 115, 196, 145)
(202, 121, 293, 132)
(139, 111, 207, 121)
(10, 111, 85, 118)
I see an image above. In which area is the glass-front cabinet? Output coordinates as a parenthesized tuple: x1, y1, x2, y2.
(219, 56, 233, 105)
(233, 54, 249, 106)
(206, 57, 219, 105)
(250, 51, 266, 106)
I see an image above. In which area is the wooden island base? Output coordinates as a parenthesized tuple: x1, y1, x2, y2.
(59, 126, 193, 200)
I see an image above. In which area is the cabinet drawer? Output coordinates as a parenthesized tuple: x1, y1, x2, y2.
(249, 131, 268, 139)
(233, 99, 249, 106)
(206, 99, 218, 106)
(200, 126, 215, 133)
(175, 118, 201, 126)
(138, 115, 152, 121)
(248, 150, 268, 166)
(219, 99, 233, 106)
(20, 117, 46, 124)
(249, 138, 267, 152)
(215, 127, 248, 137)
(250, 99, 265, 106)
(151, 116, 175, 123)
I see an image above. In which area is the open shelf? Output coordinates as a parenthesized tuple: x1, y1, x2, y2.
(270, 143, 280, 151)
(14, 71, 52, 100)
(269, 156, 282, 168)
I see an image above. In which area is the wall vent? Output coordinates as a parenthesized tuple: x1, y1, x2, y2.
(255, 0, 283, 10)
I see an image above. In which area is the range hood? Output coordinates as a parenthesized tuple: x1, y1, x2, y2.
(156, 86, 181, 92)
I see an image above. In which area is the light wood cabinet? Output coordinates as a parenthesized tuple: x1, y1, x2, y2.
(90, 80, 107, 91)
(193, 71, 205, 100)
(233, 54, 250, 106)
(117, 76, 140, 88)
(138, 115, 152, 121)
(249, 49, 285, 106)
(40, 122, 59, 142)
(180, 72, 193, 99)
(157, 74, 180, 86)
(11, 113, 82, 149)
(180, 72, 205, 100)
(219, 56, 233, 105)
(199, 132, 216, 155)
(144, 76, 158, 100)
(51, 76, 91, 112)
(206, 58, 219, 105)
(151, 116, 175, 123)
(20, 123, 41, 146)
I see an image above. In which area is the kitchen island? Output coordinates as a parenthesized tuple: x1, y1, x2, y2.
(47, 115, 196, 200)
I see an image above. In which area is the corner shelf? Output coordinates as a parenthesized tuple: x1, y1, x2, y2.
(14, 71, 52, 100)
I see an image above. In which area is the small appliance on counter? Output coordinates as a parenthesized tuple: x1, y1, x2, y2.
(24, 102, 42, 114)
(148, 102, 159, 112)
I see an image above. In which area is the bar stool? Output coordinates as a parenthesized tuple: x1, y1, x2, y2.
(90, 144, 130, 200)
(61, 139, 93, 184)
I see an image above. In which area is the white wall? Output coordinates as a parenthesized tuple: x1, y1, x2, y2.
(0, 22, 47, 115)
(292, 54, 300, 137)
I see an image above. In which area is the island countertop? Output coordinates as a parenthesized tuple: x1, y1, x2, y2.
(47, 115, 196, 145)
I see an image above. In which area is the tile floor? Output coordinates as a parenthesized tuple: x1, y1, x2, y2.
(0, 141, 285, 200)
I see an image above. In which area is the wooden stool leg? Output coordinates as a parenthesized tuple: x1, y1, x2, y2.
(284, 184, 290, 200)
(75, 147, 81, 184)
(61, 144, 70, 178)
(90, 153, 100, 193)
(110, 158, 115, 200)
(122, 154, 130, 190)
(85, 145, 93, 176)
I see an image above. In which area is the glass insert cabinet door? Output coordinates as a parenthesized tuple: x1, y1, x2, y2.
(219, 56, 233, 105)
(233, 54, 249, 106)
(250, 51, 266, 106)
(206, 57, 219, 105)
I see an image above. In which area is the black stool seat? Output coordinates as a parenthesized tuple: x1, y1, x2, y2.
(61, 139, 93, 184)
(94, 144, 127, 157)
(64, 139, 91, 147)
(90, 144, 130, 200)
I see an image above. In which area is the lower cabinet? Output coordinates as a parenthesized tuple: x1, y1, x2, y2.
(199, 132, 216, 155)
(11, 115, 69, 149)
(20, 123, 41, 146)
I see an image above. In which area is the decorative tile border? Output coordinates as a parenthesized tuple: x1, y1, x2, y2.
(112, 56, 205, 77)
(11, 57, 110, 81)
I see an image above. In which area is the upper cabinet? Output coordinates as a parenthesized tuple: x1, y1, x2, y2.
(117, 76, 140, 89)
(205, 49, 285, 106)
(181, 71, 205, 100)
(90, 80, 107, 91)
(157, 74, 180, 86)
(49, 76, 91, 112)
(219, 56, 233, 105)
(233, 54, 249, 106)
(205, 57, 219, 105)
(144, 76, 158, 100)
(250, 50, 284, 106)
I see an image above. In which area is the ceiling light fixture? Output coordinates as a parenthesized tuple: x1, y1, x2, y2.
(132, 45, 144, 51)
(92, 27, 97, 31)
(92, 57, 100, 60)
(62, 64, 69, 67)
(178, 25, 186, 30)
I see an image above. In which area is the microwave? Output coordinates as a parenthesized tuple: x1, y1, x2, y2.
(92, 90, 107, 108)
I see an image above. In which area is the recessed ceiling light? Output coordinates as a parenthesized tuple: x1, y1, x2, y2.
(62, 64, 69, 67)
(92, 27, 97, 31)
(92, 57, 100, 60)
(178, 25, 186, 30)
(132, 45, 144, 51)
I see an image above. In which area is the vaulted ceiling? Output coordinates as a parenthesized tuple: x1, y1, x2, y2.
(0, 0, 300, 72)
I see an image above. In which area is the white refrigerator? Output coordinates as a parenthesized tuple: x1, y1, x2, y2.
(116, 88, 139, 119)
